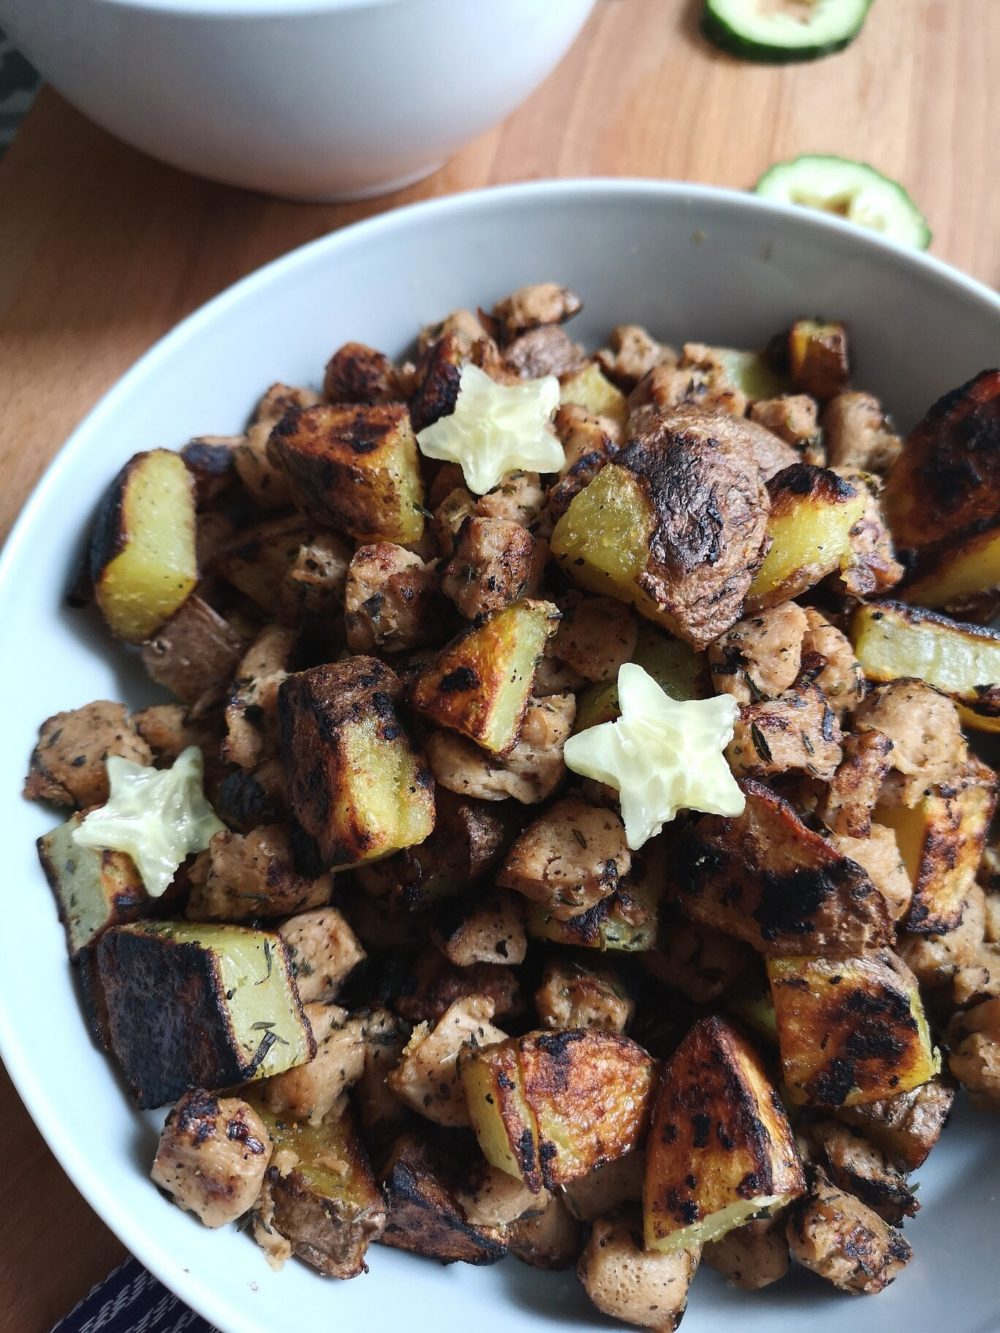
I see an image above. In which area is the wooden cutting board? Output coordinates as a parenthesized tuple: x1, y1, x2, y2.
(0, 1, 996, 1327)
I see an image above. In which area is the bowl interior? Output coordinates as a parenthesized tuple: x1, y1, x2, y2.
(3, 180, 1000, 1333)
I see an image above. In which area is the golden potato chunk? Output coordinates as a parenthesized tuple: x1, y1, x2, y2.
(498, 797, 631, 920)
(768, 951, 939, 1107)
(278, 658, 434, 871)
(37, 813, 149, 957)
(559, 362, 628, 432)
(268, 402, 425, 543)
(644, 1016, 804, 1251)
(578, 1216, 698, 1332)
(410, 599, 560, 756)
(787, 319, 849, 400)
(89, 449, 198, 642)
(903, 522, 1000, 613)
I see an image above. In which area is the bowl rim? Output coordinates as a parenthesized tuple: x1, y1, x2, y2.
(3, 175, 999, 1331)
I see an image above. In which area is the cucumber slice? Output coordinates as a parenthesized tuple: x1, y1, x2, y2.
(754, 154, 932, 248)
(703, 0, 872, 63)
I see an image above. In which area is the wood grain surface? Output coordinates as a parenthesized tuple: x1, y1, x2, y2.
(0, 1, 996, 1327)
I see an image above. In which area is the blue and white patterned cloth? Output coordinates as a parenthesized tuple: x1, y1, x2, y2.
(0, 25, 40, 155)
(52, 1258, 216, 1333)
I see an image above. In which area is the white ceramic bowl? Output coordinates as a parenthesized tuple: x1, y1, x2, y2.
(3, 180, 1000, 1333)
(0, 0, 595, 199)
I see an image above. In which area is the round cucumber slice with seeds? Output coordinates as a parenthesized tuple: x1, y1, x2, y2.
(754, 155, 932, 249)
(703, 0, 872, 64)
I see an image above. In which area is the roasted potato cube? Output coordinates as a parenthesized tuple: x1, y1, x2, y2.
(251, 1103, 385, 1277)
(460, 1037, 542, 1190)
(97, 921, 315, 1108)
(746, 464, 867, 610)
(498, 796, 631, 920)
(268, 402, 424, 543)
(152, 1090, 272, 1228)
(323, 341, 401, 405)
(426, 692, 574, 804)
(559, 362, 628, 431)
(883, 368, 1000, 551)
(787, 319, 850, 400)
(186, 825, 332, 922)
(527, 837, 665, 953)
(260, 1002, 366, 1125)
(726, 683, 843, 782)
(786, 1170, 911, 1294)
(277, 907, 365, 1004)
(23, 701, 151, 808)
(410, 599, 560, 756)
(702, 1216, 789, 1290)
(644, 1016, 804, 1251)
(903, 522, 1000, 613)
(768, 951, 939, 1107)
(389, 996, 507, 1128)
(852, 600, 1000, 733)
(214, 513, 312, 614)
(37, 813, 150, 957)
(811, 1121, 918, 1225)
(508, 1194, 583, 1270)
(535, 959, 634, 1033)
(431, 891, 526, 968)
(278, 658, 435, 872)
(946, 998, 1000, 1109)
(440, 517, 546, 623)
(875, 767, 995, 934)
(88, 448, 198, 642)
(668, 779, 892, 957)
(344, 542, 447, 652)
(551, 409, 770, 649)
(380, 1133, 507, 1265)
(140, 594, 245, 707)
(836, 1078, 956, 1171)
(578, 1216, 698, 1333)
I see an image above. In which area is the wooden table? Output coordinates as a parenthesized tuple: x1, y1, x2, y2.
(0, 1, 996, 1327)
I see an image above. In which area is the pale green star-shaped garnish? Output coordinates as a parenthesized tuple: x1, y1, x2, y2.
(563, 663, 745, 851)
(415, 362, 563, 495)
(73, 746, 224, 897)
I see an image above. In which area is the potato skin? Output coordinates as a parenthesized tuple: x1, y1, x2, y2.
(667, 779, 892, 957)
(644, 1016, 804, 1252)
(278, 657, 435, 872)
(140, 594, 245, 706)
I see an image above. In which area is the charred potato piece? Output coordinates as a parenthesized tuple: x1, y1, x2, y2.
(380, 1134, 508, 1265)
(508, 1194, 583, 1270)
(96, 921, 315, 1108)
(836, 1078, 955, 1171)
(903, 522, 1000, 613)
(186, 825, 332, 922)
(668, 779, 892, 957)
(746, 464, 867, 610)
(251, 1103, 386, 1277)
(278, 658, 435, 872)
(551, 409, 770, 649)
(37, 813, 150, 957)
(214, 513, 312, 614)
(268, 402, 425, 543)
(578, 1216, 698, 1332)
(23, 701, 151, 808)
(152, 1090, 273, 1228)
(787, 319, 850, 401)
(767, 951, 939, 1107)
(883, 369, 1000, 551)
(559, 362, 628, 432)
(852, 600, 1000, 732)
(88, 449, 198, 642)
(702, 1216, 789, 1290)
(644, 1017, 804, 1251)
(140, 594, 245, 706)
(460, 1036, 543, 1190)
(410, 599, 560, 756)
(786, 1169, 911, 1295)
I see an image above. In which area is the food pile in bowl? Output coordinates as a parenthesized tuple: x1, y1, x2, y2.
(24, 281, 1000, 1330)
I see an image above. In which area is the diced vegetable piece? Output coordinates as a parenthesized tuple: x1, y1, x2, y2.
(268, 402, 425, 543)
(409, 599, 560, 756)
(23, 701, 152, 810)
(380, 1134, 508, 1265)
(704, 0, 871, 64)
(278, 658, 435, 871)
(904, 524, 1000, 611)
(388, 996, 506, 1128)
(767, 951, 939, 1106)
(746, 464, 866, 610)
(644, 1016, 804, 1252)
(883, 370, 1000, 551)
(96, 921, 315, 1108)
(559, 362, 628, 431)
(852, 600, 1000, 732)
(574, 625, 704, 731)
(755, 154, 929, 246)
(89, 449, 198, 642)
(459, 1040, 543, 1191)
(668, 779, 892, 956)
(578, 1217, 698, 1332)
(787, 320, 850, 400)
(140, 595, 245, 706)
(250, 1103, 386, 1277)
(37, 813, 150, 958)
(702, 1216, 789, 1290)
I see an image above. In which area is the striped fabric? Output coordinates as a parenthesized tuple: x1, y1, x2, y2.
(0, 26, 40, 156)
(52, 1258, 216, 1333)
